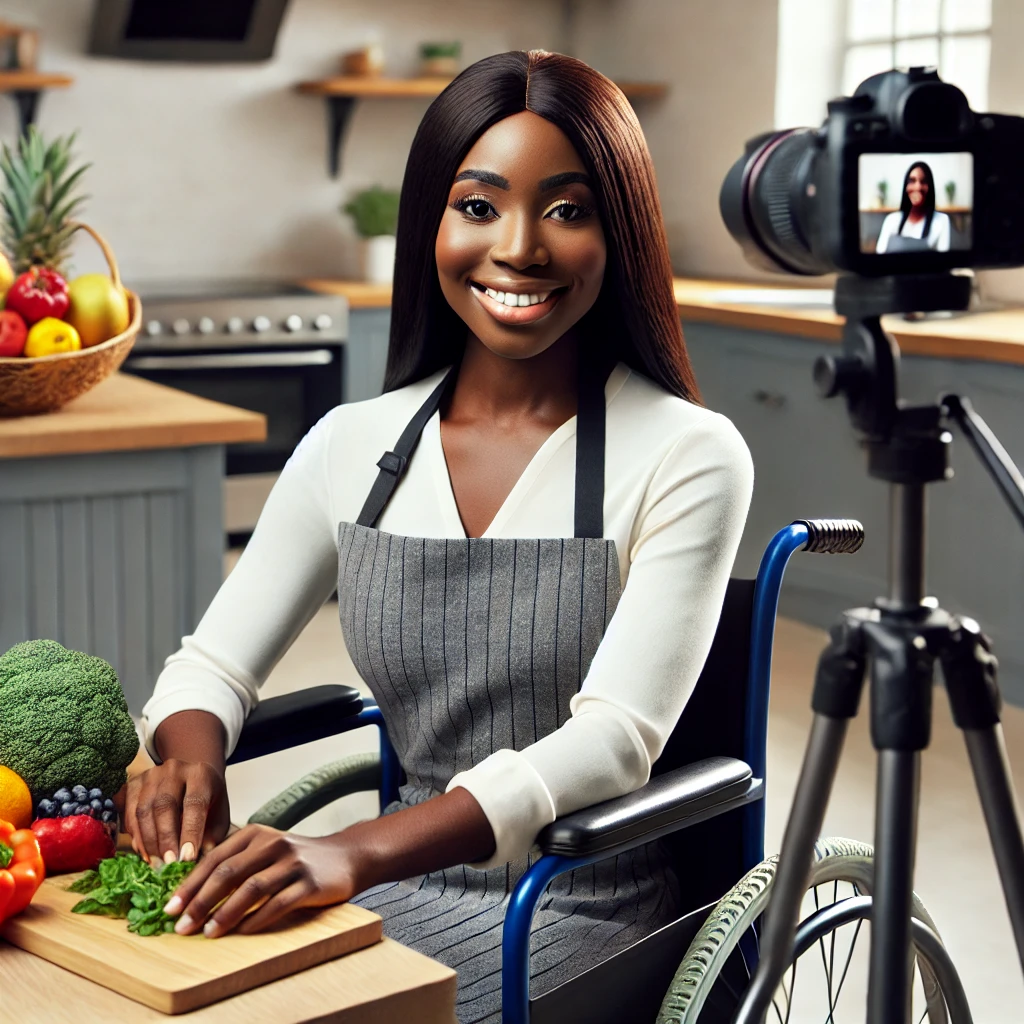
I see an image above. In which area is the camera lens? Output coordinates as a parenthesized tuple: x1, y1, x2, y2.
(720, 128, 831, 275)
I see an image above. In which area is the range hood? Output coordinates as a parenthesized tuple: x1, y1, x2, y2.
(88, 0, 291, 62)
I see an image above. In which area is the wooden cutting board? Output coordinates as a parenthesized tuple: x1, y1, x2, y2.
(1, 872, 383, 1014)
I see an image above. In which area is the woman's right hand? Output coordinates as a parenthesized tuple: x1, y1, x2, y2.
(120, 709, 232, 865)
(122, 759, 231, 866)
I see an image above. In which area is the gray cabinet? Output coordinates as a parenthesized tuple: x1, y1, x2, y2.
(345, 308, 391, 402)
(0, 446, 225, 715)
(683, 320, 1024, 705)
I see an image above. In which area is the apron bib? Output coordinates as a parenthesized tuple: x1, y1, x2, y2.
(337, 362, 680, 1023)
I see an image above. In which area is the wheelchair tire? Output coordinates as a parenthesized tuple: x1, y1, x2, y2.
(657, 836, 955, 1023)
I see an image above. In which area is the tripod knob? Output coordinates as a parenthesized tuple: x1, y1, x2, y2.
(814, 354, 865, 399)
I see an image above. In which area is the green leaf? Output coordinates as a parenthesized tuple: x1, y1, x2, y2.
(0, 843, 12, 870)
(66, 870, 101, 894)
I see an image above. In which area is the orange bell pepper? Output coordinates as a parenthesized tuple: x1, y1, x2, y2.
(0, 817, 45, 923)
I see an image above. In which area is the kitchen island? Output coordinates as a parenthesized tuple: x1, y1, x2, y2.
(0, 374, 266, 713)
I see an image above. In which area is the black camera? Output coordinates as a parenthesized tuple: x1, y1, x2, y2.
(720, 67, 1024, 278)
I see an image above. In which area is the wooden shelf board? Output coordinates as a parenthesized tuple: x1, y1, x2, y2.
(297, 76, 666, 100)
(0, 71, 72, 91)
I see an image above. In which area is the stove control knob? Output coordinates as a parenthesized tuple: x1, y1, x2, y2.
(226, 316, 245, 334)
(145, 320, 163, 337)
(284, 314, 303, 333)
(197, 316, 216, 334)
(252, 315, 272, 333)
(313, 314, 333, 331)
(172, 318, 190, 336)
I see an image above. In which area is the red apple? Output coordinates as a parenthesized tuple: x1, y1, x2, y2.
(0, 308, 27, 357)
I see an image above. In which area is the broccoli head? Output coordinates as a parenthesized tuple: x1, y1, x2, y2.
(0, 639, 139, 801)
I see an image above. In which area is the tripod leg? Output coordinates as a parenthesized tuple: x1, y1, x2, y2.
(940, 617, 1024, 972)
(733, 613, 867, 1024)
(870, 750, 921, 1023)
(963, 725, 1024, 969)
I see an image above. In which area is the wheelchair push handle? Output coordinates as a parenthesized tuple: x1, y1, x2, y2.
(794, 518, 865, 555)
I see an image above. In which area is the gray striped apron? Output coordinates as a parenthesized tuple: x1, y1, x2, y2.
(339, 363, 680, 1023)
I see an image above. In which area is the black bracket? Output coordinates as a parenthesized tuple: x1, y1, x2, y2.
(9, 90, 40, 136)
(325, 95, 358, 178)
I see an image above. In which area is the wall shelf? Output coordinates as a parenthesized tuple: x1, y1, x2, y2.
(297, 76, 668, 178)
(0, 71, 73, 135)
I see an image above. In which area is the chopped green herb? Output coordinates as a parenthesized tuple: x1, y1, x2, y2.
(66, 852, 196, 936)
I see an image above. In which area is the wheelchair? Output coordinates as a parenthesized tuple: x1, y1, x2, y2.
(228, 519, 946, 1022)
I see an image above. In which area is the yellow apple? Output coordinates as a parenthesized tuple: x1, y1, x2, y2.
(0, 252, 14, 306)
(65, 273, 130, 348)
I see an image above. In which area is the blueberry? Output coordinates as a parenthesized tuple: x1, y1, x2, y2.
(103, 799, 116, 811)
(88, 788, 104, 801)
(60, 801, 76, 817)
(54, 788, 71, 804)
(37, 798, 57, 817)
(90, 798, 104, 813)
(71, 785, 89, 801)
(101, 810, 116, 823)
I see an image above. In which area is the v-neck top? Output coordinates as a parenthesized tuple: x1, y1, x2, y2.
(140, 362, 754, 864)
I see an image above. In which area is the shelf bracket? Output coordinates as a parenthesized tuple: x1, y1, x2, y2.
(325, 95, 357, 178)
(9, 90, 40, 136)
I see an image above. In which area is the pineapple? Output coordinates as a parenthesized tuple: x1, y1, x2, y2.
(0, 127, 90, 277)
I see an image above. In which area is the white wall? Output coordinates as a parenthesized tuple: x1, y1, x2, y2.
(0, 0, 563, 285)
(574, 0, 782, 283)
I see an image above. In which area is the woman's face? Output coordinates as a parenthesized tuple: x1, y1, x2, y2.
(906, 166, 929, 207)
(435, 110, 606, 361)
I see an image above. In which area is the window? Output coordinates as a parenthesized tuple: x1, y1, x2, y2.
(844, 0, 992, 109)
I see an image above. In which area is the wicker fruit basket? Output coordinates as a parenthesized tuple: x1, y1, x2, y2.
(0, 224, 141, 418)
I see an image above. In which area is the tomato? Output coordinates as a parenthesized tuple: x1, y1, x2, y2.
(0, 308, 27, 357)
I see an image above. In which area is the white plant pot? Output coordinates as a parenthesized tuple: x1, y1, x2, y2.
(362, 235, 396, 284)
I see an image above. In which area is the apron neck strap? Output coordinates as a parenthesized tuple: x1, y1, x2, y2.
(357, 359, 611, 537)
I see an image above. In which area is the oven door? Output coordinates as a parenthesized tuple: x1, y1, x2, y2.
(123, 345, 343, 540)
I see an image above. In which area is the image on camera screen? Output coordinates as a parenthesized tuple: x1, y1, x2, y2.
(858, 153, 973, 254)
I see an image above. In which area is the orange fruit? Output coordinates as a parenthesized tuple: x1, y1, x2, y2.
(0, 764, 33, 829)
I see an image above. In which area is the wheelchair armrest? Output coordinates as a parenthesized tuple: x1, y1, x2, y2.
(227, 684, 365, 765)
(536, 756, 758, 859)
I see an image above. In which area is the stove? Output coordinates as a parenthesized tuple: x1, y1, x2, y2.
(122, 280, 350, 545)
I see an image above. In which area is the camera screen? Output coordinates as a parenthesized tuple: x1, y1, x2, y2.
(858, 153, 973, 254)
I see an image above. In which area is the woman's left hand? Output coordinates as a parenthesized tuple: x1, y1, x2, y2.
(162, 824, 363, 938)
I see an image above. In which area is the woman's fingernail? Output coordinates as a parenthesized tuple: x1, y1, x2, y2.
(179, 842, 195, 862)
(204, 919, 222, 938)
(163, 896, 183, 916)
(174, 913, 194, 935)
(164, 850, 177, 865)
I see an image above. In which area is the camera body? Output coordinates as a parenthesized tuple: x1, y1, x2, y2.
(721, 67, 1024, 277)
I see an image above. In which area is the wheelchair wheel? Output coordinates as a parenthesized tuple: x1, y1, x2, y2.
(657, 837, 961, 1024)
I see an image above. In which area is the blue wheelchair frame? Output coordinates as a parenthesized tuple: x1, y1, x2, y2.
(337, 523, 811, 1023)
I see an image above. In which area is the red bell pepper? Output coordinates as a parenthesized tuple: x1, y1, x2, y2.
(4, 267, 70, 325)
(0, 818, 45, 924)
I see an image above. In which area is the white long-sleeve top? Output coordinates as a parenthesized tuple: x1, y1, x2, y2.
(140, 362, 754, 867)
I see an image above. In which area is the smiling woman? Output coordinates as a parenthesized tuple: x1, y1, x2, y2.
(134, 50, 754, 1024)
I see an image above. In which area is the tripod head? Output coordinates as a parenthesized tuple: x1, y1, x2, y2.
(814, 273, 1024, 528)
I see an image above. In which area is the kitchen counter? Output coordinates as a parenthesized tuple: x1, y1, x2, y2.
(0, 376, 266, 714)
(0, 373, 266, 459)
(302, 276, 1024, 368)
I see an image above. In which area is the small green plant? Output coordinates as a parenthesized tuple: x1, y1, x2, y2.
(877, 180, 888, 207)
(420, 41, 461, 60)
(342, 186, 400, 238)
(945, 180, 956, 204)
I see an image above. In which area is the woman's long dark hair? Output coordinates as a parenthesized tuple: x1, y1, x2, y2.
(383, 49, 701, 404)
(898, 160, 936, 238)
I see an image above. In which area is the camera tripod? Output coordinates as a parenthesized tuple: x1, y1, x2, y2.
(733, 273, 1024, 1023)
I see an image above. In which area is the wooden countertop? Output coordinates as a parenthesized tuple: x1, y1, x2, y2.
(303, 277, 1024, 367)
(0, 373, 267, 459)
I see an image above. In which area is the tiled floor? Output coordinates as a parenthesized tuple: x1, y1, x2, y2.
(220, 554, 1024, 1020)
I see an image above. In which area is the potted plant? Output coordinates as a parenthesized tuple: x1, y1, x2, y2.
(877, 179, 888, 208)
(945, 180, 957, 206)
(419, 41, 461, 78)
(342, 186, 400, 284)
